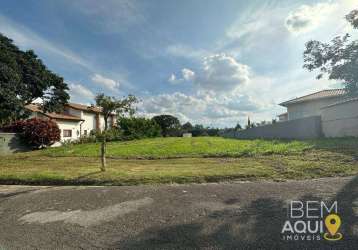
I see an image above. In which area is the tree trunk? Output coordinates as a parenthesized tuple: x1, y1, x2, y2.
(101, 136, 106, 171)
(100, 117, 109, 172)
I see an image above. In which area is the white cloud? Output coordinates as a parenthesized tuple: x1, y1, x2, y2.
(69, 83, 95, 103)
(168, 68, 196, 84)
(285, 2, 337, 34)
(168, 74, 179, 85)
(139, 90, 267, 127)
(194, 53, 250, 92)
(169, 54, 250, 92)
(182, 68, 195, 81)
(91, 74, 120, 91)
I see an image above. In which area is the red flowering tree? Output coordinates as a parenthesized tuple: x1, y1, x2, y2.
(1, 118, 60, 148)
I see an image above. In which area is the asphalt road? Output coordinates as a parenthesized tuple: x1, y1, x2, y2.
(0, 176, 357, 250)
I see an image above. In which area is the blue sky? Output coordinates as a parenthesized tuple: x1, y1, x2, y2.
(0, 0, 356, 127)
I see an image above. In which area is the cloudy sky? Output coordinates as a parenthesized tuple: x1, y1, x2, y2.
(0, 0, 357, 127)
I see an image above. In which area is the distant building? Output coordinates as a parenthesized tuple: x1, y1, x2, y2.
(26, 103, 116, 144)
(182, 133, 192, 138)
(277, 112, 288, 122)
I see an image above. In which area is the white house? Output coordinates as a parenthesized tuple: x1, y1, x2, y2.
(278, 88, 358, 137)
(26, 103, 116, 144)
(279, 89, 346, 121)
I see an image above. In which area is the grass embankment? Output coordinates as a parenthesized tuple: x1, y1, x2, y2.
(42, 137, 311, 158)
(0, 137, 357, 185)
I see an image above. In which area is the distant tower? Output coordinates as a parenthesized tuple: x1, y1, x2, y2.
(247, 116, 251, 128)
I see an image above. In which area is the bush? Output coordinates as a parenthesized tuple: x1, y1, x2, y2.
(1, 118, 60, 148)
(87, 129, 123, 142)
(119, 117, 161, 139)
(0, 120, 26, 133)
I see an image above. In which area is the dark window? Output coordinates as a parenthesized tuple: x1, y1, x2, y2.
(63, 129, 72, 138)
(84, 130, 87, 136)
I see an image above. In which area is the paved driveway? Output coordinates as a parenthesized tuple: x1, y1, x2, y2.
(0, 176, 357, 249)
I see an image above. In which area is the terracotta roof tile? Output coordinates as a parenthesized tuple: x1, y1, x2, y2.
(67, 102, 103, 113)
(25, 104, 84, 122)
(279, 89, 346, 107)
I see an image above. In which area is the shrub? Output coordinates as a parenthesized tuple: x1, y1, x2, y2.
(0, 120, 26, 133)
(119, 117, 161, 139)
(22, 118, 60, 147)
(1, 118, 60, 148)
(88, 128, 123, 142)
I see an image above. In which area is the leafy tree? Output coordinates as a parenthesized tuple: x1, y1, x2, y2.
(95, 93, 138, 171)
(235, 123, 242, 130)
(119, 117, 161, 139)
(182, 122, 193, 132)
(1, 118, 60, 148)
(0, 33, 70, 125)
(303, 9, 358, 96)
(152, 115, 181, 137)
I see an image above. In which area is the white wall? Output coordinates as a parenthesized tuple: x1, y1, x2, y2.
(287, 97, 342, 120)
(56, 120, 81, 142)
(322, 99, 358, 137)
(81, 111, 96, 135)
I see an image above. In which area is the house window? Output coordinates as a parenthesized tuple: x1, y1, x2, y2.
(84, 130, 88, 136)
(63, 129, 72, 138)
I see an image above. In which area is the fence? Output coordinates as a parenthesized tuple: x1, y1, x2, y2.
(321, 98, 358, 137)
(222, 116, 322, 140)
(0, 133, 30, 155)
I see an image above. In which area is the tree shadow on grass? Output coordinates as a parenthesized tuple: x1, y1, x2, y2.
(116, 176, 358, 249)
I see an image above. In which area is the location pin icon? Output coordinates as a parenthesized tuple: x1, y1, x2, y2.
(325, 214, 341, 236)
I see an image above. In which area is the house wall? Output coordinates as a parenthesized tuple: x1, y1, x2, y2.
(321, 99, 358, 137)
(81, 111, 97, 135)
(287, 97, 342, 120)
(27, 106, 117, 145)
(56, 119, 81, 143)
(221, 116, 322, 139)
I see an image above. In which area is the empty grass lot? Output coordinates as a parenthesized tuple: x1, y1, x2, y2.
(41, 137, 314, 158)
(0, 137, 357, 185)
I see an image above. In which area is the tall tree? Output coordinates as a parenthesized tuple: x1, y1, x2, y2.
(303, 9, 358, 96)
(0, 33, 70, 125)
(235, 122, 242, 130)
(95, 93, 138, 171)
(152, 115, 181, 137)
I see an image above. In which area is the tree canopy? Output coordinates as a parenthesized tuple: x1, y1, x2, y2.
(0, 33, 70, 125)
(303, 9, 358, 96)
(95, 93, 138, 130)
(95, 93, 138, 171)
(152, 114, 181, 137)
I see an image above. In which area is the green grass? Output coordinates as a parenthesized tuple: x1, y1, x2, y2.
(42, 137, 314, 158)
(0, 137, 357, 185)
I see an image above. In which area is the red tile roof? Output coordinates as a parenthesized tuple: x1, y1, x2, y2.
(66, 102, 103, 113)
(279, 89, 346, 107)
(25, 104, 84, 122)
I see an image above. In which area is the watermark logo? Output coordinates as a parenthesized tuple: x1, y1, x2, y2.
(281, 200, 342, 241)
(323, 213, 342, 241)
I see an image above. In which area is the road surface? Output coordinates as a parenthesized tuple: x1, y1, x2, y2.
(0, 176, 357, 249)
